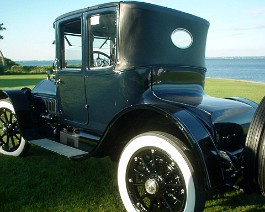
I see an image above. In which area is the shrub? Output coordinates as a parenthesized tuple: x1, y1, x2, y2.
(0, 57, 52, 75)
(10, 65, 24, 73)
(7, 65, 52, 74)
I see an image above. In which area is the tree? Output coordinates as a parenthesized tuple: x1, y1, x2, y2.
(0, 23, 6, 71)
(0, 23, 6, 39)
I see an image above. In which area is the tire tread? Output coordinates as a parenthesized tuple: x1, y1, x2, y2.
(244, 96, 265, 193)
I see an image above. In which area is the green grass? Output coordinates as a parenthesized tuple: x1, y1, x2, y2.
(1, 75, 265, 211)
(0, 147, 124, 211)
(0, 74, 46, 89)
(205, 78, 265, 103)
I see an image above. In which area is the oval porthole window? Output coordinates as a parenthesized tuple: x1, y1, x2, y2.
(171, 28, 193, 49)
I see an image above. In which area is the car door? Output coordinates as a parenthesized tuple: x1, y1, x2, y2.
(84, 11, 121, 132)
(55, 14, 88, 125)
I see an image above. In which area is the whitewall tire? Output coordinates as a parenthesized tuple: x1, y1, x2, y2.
(117, 131, 205, 211)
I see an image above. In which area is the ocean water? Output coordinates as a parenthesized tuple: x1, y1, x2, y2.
(206, 58, 265, 83)
(16, 60, 54, 66)
(15, 58, 265, 83)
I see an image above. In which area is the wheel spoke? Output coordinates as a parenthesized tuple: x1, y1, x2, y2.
(139, 157, 150, 173)
(11, 135, 16, 148)
(3, 109, 9, 122)
(0, 134, 5, 144)
(149, 196, 155, 211)
(161, 196, 174, 212)
(1, 135, 7, 146)
(139, 192, 149, 201)
(6, 134, 10, 146)
(151, 149, 156, 167)
(9, 112, 13, 123)
(14, 133, 21, 141)
(132, 183, 145, 186)
(133, 168, 147, 178)
(165, 183, 183, 187)
(0, 117, 6, 124)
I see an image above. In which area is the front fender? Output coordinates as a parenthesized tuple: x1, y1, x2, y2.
(0, 89, 39, 140)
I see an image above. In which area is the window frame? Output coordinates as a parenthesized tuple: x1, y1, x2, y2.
(85, 7, 118, 71)
(57, 14, 83, 72)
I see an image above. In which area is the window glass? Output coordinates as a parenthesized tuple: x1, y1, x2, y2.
(171, 28, 193, 49)
(89, 13, 117, 68)
(62, 19, 82, 69)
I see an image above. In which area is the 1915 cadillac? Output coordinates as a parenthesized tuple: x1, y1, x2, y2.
(1, 2, 265, 211)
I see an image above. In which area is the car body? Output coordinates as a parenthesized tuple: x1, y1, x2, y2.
(1, 2, 264, 211)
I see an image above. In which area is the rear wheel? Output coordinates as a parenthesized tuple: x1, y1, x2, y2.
(244, 96, 265, 194)
(0, 100, 29, 156)
(117, 131, 205, 211)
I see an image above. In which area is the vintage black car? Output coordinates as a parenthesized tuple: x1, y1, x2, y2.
(1, 2, 265, 211)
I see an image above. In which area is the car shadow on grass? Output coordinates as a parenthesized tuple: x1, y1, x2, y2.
(205, 189, 265, 211)
(0, 146, 125, 211)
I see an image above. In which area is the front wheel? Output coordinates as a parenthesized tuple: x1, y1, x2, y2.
(0, 100, 29, 156)
(117, 132, 205, 212)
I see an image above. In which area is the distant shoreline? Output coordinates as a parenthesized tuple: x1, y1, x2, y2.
(13, 58, 265, 84)
(15, 56, 265, 64)
(206, 77, 265, 85)
(205, 56, 265, 60)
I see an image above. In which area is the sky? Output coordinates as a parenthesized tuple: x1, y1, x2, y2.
(0, 0, 265, 61)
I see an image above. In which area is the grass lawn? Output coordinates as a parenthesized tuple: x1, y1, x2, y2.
(205, 78, 265, 103)
(0, 75, 265, 211)
(0, 74, 46, 89)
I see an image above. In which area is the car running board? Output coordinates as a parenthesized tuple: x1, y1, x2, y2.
(29, 138, 89, 159)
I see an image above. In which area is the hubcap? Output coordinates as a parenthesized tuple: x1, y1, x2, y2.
(145, 178, 158, 195)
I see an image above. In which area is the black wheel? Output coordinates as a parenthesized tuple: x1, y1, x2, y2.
(244, 96, 265, 194)
(117, 131, 205, 211)
(0, 100, 29, 156)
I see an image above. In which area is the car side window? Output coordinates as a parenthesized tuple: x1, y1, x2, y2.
(61, 18, 82, 69)
(88, 13, 117, 68)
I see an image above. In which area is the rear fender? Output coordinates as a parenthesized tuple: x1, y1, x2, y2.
(170, 108, 223, 189)
(0, 89, 39, 140)
(226, 97, 258, 109)
(98, 104, 223, 189)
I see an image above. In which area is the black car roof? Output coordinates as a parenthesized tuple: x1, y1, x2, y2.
(55, 1, 210, 70)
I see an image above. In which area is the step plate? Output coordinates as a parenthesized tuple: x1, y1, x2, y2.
(29, 139, 88, 158)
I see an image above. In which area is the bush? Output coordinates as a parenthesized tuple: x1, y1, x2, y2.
(6, 65, 53, 74)
(10, 65, 24, 73)
(0, 57, 52, 75)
